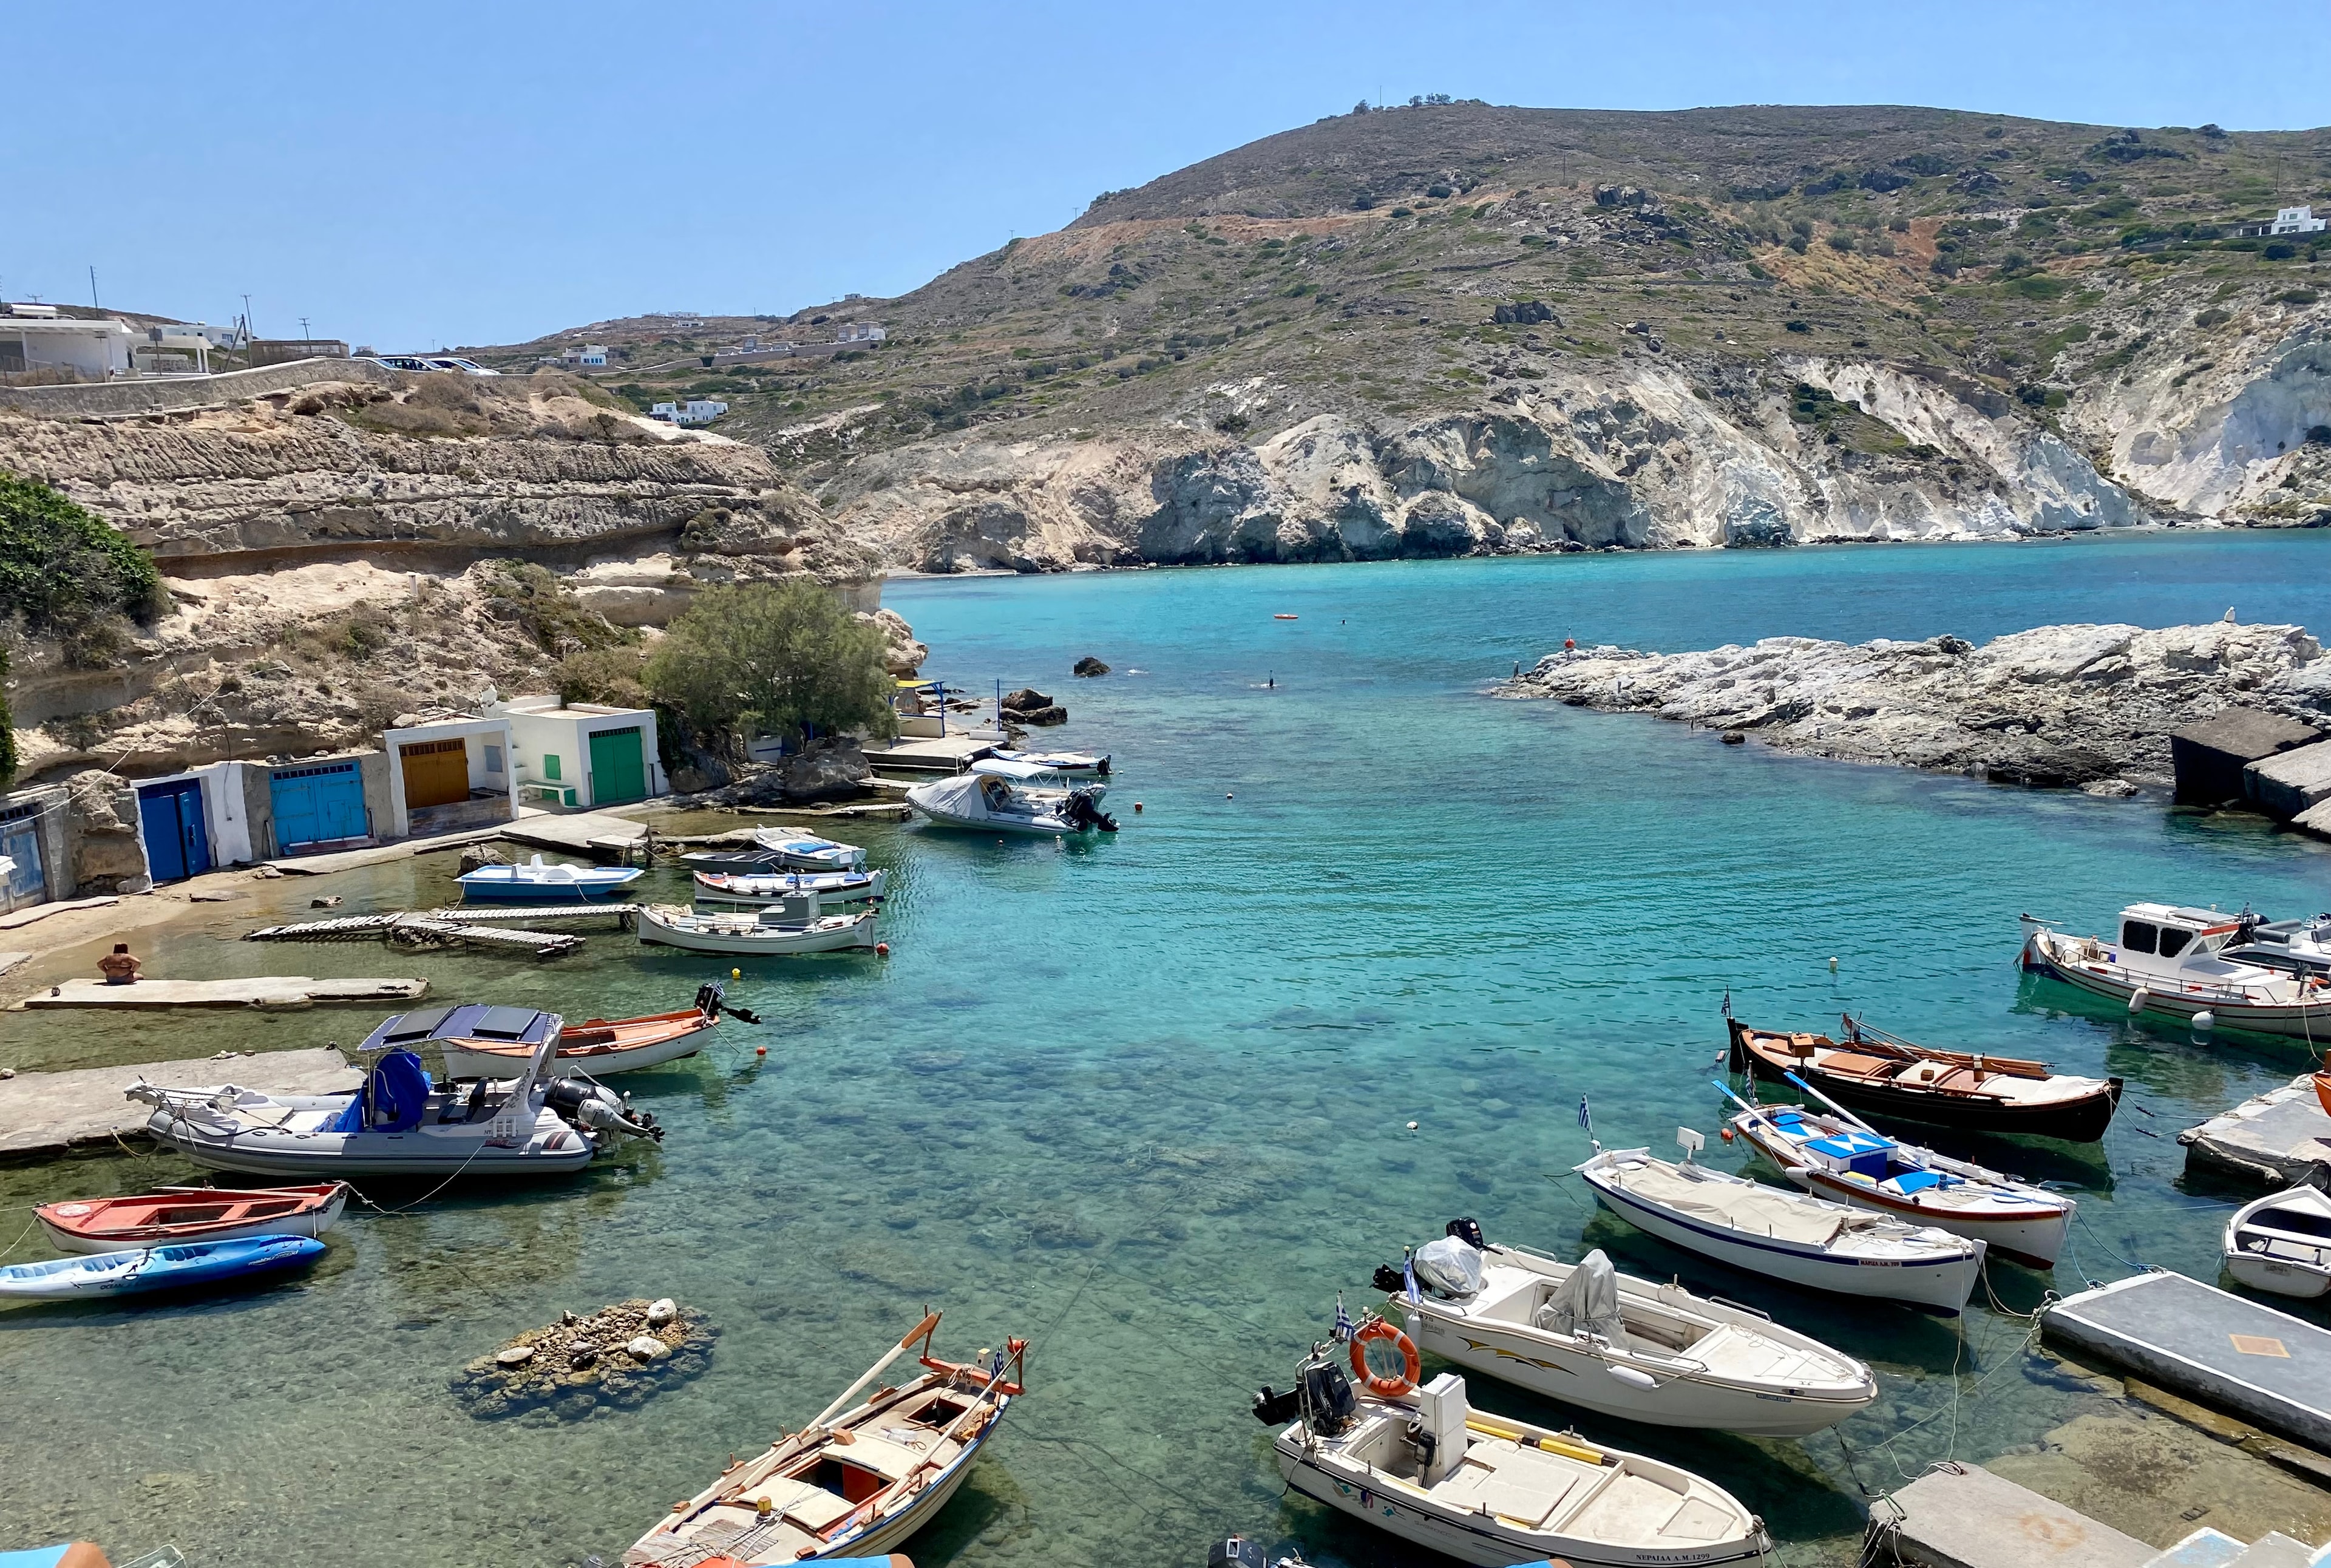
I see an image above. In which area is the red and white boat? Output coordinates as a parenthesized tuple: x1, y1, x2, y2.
(35, 1183, 350, 1255)
(438, 995, 721, 1079)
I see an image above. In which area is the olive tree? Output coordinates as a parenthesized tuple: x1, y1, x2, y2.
(644, 580, 897, 753)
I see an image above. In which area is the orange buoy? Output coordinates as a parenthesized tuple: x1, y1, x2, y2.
(755, 1045, 767, 1056)
(1274, 613, 1298, 620)
(1564, 637, 1576, 650)
(1349, 1318, 1421, 1398)
(1133, 802, 1144, 812)
(875, 942, 891, 957)
(1719, 1125, 1735, 1142)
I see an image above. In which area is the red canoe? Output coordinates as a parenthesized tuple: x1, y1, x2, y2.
(36, 1183, 350, 1255)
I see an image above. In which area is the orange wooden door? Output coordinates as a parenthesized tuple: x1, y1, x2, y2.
(400, 739, 470, 809)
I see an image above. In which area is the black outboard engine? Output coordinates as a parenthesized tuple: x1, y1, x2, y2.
(1300, 1356, 1357, 1435)
(1447, 1217, 1486, 1251)
(1252, 1383, 1303, 1425)
(1207, 1538, 1267, 1568)
(1371, 1262, 1406, 1294)
(544, 1079, 665, 1143)
(1064, 789, 1120, 833)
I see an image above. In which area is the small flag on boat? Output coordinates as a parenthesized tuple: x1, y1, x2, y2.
(1721, 987, 1732, 1017)
(1403, 1255, 1421, 1306)
(1577, 1096, 1592, 1132)
(1334, 1294, 1355, 1342)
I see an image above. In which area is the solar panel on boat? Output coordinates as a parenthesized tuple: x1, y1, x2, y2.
(472, 1006, 544, 1040)
(382, 1004, 456, 1042)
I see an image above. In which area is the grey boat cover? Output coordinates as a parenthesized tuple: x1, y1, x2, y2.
(1413, 1235, 1485, 1299)
(1537, 1247, 1626, 1343)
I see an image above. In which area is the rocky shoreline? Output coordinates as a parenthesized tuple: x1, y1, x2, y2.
(1501, 619, 2331, 791)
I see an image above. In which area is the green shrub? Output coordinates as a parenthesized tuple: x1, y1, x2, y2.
(0, 472, 165, 674)
(2265, 242, 2299, 261)
(643, 580, 897, 751)
(2281, 290, 2321, 305)
(555, 645, 650, 708)
(1825, 232, 1856, 251)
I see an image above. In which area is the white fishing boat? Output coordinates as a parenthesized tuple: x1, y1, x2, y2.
(2021, 905, 2331, 1039)
(691, 867, 886, 907)
(130, 1003, 662, 1178)
(748, 829, 866, 871)
(2224, 1184, 2331, 1299)
(1255, 1337, 1769, 1568)
(637, 902, 878, 955)
(1721, 1080, 2074, 1268)
(456, 854, 644, 903)
(1575, 1139, 1986, 1315)
(625, 1312, 1023, 1566)
(2223, 909, 2331, 981)
(1383, 1226, 1875, 1436)
(906, 759, 1117, 836)
(975, 745, 1111, 777)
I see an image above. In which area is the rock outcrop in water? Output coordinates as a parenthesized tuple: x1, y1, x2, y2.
(1504, 619, 2331, 790)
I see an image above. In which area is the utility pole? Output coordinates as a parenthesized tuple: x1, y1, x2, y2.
(242, 293, 256, 341)
(299, 316, 312, 342)
(89, 266, 99, 309)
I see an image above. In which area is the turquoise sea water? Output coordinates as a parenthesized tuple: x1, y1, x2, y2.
(6, 532, 2331, 1567)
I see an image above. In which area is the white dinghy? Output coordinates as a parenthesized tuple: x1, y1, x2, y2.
(1720, 1078, 2074, 1268)
(130, 1003, 663, 1178)
(2224, 1184, 2331, 1299)
(637, 901, 878, 956)
(1576, 1133, 1985, 1315)
(1255, 1336, 1770, 1568)
(692, 867, 886, 908)
(747, 829, 866, 872)
(975, 745, 1110, 777)
(906, 759, 1117, 837)
(1382, 1224, 1875, 1437)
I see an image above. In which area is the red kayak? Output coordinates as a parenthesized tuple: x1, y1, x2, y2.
(35, 1183, 350, 1255)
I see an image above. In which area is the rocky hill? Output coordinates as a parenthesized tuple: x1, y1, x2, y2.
(470, 102, 2331, 571)
(0, 372, 911, 784)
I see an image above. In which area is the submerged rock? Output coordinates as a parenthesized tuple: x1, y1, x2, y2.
(452, 1298, 716, 1422)
(1505, 620, 2331, 789)
(1073, 655, 1110, 677)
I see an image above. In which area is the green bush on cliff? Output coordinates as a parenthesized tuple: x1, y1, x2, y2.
(644, 580, 897, 752)
(0, 470, 166, 680)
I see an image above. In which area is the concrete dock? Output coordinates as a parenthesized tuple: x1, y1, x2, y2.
(1873, 1464, 2155, 1568)
(2179, 1075, 2331, 1188)
(2045, 1272, 2331, 1451)
(0, 1047, 360, 1158)
(863, 733, 994, 772)
(18, 976, 429, 1011)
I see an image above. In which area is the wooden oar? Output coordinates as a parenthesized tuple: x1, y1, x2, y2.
(1782, 1070, 1885, 1136)
(823, 1342, 1021, 1543)
(805, 1311, 943, 1433)
(1710, 1079, 1794, 1140)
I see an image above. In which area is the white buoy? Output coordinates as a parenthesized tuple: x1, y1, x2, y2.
(1406, 1121, 1419, 1131)
(1828, 956, 1839, 971)
(2192, 1010, 2216, 1031)
(2129, 987, 2151, 1014)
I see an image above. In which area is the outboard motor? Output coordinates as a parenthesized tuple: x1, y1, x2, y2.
(1299, 1354, 1357, 1436)
(1064, 789, 1119, 833)
(545, 1080, 665, 1143)
(1446, 1217, 1487, 1251)
(1207, 1538, 1267, 1568)
(1252, 1383, 1303, 1426)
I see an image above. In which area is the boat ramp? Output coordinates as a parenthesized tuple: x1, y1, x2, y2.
(244, 903, 639, 959)
(0, 1047, 359, 1159)
(19, 976, 428, 1011)
(2045, 1272, 2331, 1451)
(2180, 1075, 2331, 1188)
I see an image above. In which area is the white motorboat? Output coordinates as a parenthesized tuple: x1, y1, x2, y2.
(2222, 909, 2331, 980)
(626, 1313, 1024, 1566)
(906, 759, 1117, 836)
(1255, 1339, 1769, 1568)
(1722, 1082, 2074, 1268)
(975, 745, 1111, 777)
(2224, 1184, 2331, 1298)
(691, 867, 886, 907)
(637, 902, 878, 955)
(1383, 1227, 1875, 1436)
(748, 829, 866, 871)
(130, 1003, 663, 1178)
(1575, 1142, 1986, 1315)
(2021, 904, 2331, 1039)
(456, 854, 644, 903)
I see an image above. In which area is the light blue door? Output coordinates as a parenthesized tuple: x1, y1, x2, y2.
(270, 762, 368, 854)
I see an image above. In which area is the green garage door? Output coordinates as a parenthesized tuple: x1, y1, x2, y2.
(588, 726, 648, 805)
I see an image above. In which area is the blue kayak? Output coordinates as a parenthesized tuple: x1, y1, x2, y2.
(0, 1234, 325, 1300)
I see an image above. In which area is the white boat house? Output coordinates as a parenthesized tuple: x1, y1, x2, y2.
(493, 698, 664, 810)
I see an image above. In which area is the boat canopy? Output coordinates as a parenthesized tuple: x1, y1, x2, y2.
(968, 757, 1057, 782)
(359, 1003, 557, 1051)
(915, 773, 996, 816)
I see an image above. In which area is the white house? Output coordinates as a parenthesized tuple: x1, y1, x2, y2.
(649, 399, 728, 426)
(2273, 205, 2328, 236)
(0, 310, 137, 379)
(492, 698, 665, 810)
(558, 343, 611, 368)
(836, 323, 887, 343)
(381, 715, 520, 838)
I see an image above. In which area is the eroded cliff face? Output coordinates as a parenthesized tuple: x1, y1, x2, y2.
(0, 375, 903, 784)
(821, 356, 2157, 571)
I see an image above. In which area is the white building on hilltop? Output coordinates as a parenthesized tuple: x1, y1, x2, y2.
(649, 398, 728, 426)
(2272, 206, 2328, 236)
(836, 322, 886, 343)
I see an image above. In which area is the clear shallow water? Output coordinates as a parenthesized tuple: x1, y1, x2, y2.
(6, 533, 2331, 1567)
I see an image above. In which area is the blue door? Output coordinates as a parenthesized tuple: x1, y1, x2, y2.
(138, 778, 211, 883)
(0, 801, 46, 911)
(270, 762, 368, 854)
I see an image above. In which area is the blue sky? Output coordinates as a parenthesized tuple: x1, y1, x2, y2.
(10, 1, 2326, 351)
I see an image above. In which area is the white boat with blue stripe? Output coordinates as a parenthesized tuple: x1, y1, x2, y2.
(1575, 1138, 1985, 1316)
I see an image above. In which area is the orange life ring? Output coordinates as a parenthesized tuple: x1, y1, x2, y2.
(1349, 1318, 1421, 1398)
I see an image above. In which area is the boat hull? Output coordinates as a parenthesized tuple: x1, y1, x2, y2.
(1734, 1120, 2071, 1268)
(1275, 1444, 1766, 1568)
(0, 1235, 325, 1299)
(145, 1113, 597, 1178)
(814, 1417, 997, 1560)
(2226, 1254, 2331, 1299)
(36, 1184, 348, 1254)
(1729, 1021, 2120, 1142)
(438, 1014, 714, 1078)
(2024, 932, 2331, 1042)
(637, 907, 878, 955)
(1402, 1308, 1867, 1436)
(905, 800, 1085, 835)
(1583, 1169, 1983, 1315)
(691, 869, 887, 907)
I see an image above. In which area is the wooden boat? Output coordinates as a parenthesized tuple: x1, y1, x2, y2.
(1727, 1015, 2122, 1142)
(637, 903, 878, 956)
(1255, 1336, 1769, 1568)
(1382, 1227, 1875, 1436)
(456, 854, 644, 903)
(625, 1312, 1024, 1566)
(1723, 1084, 2074, 1268)
(438, 996, 719, 1079)
(2224, 1184, 2331, 1299)
(35, 1183, 348, 1255)
(693, 867, 887, 907)
(0, 1235, 326, 1300)
(1575, 1144, 1985, 1315)
(2022, 906, 2331, 1040)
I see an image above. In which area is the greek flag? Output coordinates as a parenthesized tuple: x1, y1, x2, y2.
(1333, 1294, 1355, 1343)
(1578, 1096, 1593, 1132)
(1403, 1255, 1422, 1306)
